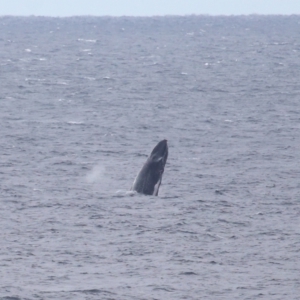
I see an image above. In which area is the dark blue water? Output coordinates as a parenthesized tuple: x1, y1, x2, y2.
(1, 16, 300, 299)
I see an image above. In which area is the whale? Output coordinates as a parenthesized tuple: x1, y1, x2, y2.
(131, 139, 168, 196)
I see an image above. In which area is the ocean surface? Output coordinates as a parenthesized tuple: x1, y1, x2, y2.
(1, 15, 300, 299)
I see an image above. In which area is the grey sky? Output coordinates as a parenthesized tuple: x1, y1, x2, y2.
(1, 0, 300, 16)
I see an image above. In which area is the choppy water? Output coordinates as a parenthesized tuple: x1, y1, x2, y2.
(1, 15, 300, 299)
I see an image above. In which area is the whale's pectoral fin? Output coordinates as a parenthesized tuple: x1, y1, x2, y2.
(153, 176, 162, 196)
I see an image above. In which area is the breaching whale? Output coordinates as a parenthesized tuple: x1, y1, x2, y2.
(131, 139, 168, 196)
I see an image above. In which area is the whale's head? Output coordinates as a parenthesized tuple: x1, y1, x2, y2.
(150, 139, 168, 165)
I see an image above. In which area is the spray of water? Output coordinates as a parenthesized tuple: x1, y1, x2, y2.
(86, 164, 105, 183)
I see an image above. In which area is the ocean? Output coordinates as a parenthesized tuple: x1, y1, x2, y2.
(0, 15, 299, 299)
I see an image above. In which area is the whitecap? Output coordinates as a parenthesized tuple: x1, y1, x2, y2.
(67, 121, 84, 125)
(78, 38, 97, 43)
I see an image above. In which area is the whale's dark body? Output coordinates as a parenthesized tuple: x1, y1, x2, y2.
(131, 140, 168, 196)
